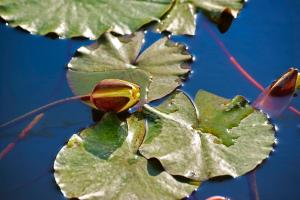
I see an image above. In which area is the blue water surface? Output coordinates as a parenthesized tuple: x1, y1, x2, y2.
(0, 0, 299, 199)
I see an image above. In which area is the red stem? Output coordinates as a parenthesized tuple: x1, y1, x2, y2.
(0, 113, 44, 160)
(0, 143, 16, 160)
(203, 21, 300, 116)
(247, 170, 260, 200)
(0, 95, 89, 129)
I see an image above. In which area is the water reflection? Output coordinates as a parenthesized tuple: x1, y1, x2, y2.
(253, 68, 298, 118)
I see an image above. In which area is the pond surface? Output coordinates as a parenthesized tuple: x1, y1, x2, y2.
(0, 0, 299, 199)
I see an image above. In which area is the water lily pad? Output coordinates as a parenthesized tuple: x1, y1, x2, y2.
(0, 0, 172, 39)
(67, 32, 191, 103)
(54, 113, 197, 200)
(156, 0, 245, 35)
(193, 0, 245, 32)
(155, 0, 196, 35)
(139, 90, 275, 181)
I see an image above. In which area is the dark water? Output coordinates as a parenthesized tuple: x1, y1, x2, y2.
(0, 0, 299, 199)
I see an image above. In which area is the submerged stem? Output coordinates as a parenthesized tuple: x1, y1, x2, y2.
(0, 95, 89, 129)
(0, 113, 44, 160)
(247, 170, 260, 200)
(203, 21, 300, 116)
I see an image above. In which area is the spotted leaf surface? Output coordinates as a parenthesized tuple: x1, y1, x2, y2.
(67, 32, 191, 103)
(54, 113, 197, 200)
(139, 90, 275, 181)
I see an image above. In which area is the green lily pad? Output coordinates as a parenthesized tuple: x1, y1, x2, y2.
(0, 0, 171, 39)
(156, 0, 245, 35)
(193, 0, 245, 32)
(155, 0, 196, 35)
(54, 113, 197, 200)
(67, 32, 191, 103)
(139, 90, 275, 181)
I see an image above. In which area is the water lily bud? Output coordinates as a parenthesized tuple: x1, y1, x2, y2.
(268, 68, 298, 97)
(253, 68, 298, 117)
(296, 72, 300, 90)
(90, 79, 140, 113)
(206, 196, 229, 200)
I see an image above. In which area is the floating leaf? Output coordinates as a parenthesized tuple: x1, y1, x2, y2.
(155, 0, 196, 35)
(156, 0, 245, 35)
(0, 0, 172, 39)
(193, 0, 245, 33)
(139, 90, 275, 181)
(197, 93, 254, 146)
(67, 32, 191, 103)
(54, 113, 197, 200)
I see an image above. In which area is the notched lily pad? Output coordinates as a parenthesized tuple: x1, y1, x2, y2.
(156, 0, 245, 35)
(54, 113, 197, 200)
(193, 0, 245, 33)
(0, 0, 244, 38)
(139, 90, 275, 181)
(67, 31, 192, 103)
(155, 0, 196, 35)
(0, 0, 172, 39)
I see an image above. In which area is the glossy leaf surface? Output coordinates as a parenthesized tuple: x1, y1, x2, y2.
(139, 90, 275, 181)
(0, 0, 171, 39)
(192, 0, 245, 32)
(157, 0, 245, 34)
(68, 32, 191, 103)
(54, 113, 197, 200)
(155, 0, 196, 35)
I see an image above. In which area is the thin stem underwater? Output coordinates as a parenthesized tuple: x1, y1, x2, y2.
(0, 113, 44, 160)
(203, 20, 300, 200)
(203, 21, 300, 116)
(0, 95, 89, 129)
